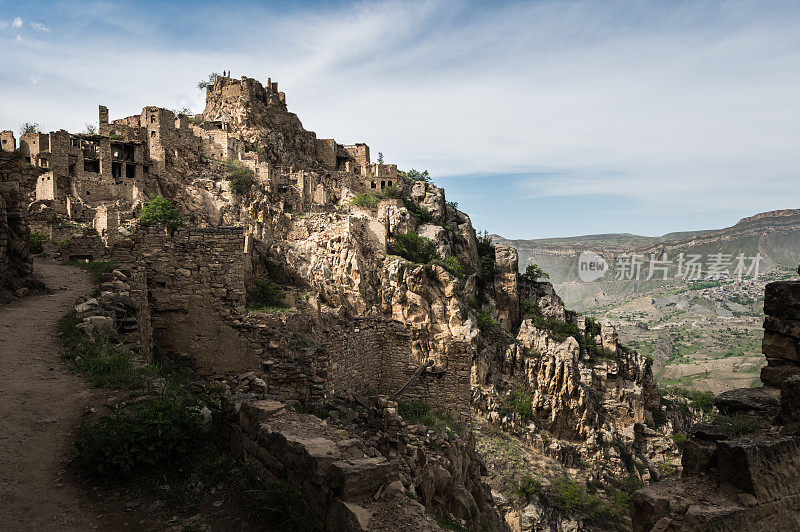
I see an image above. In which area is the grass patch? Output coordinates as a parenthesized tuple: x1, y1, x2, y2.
(59, 310, 153, 388)
(500, 386, 534, 422)
(514, 474, 543, 500)
(710, 414, 768, 436)
(397, 399, 466, 435)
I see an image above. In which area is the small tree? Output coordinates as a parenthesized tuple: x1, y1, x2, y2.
(377, 152, 384, 164)
(139, 196, 184, 230)
(522, 264, 549, 282)
(19, 122, 39, 136)
(406, 169, 431, 183)
(84, 123, 97, 135)
(388, 233, 437, 264)
(224, 159, 255, 195)
(197, 72, 220, 90)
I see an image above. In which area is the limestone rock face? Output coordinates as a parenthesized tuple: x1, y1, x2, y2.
(493, 245, 520, 330)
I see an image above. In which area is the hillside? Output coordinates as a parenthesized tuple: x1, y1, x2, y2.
(496, 209, 800, 393)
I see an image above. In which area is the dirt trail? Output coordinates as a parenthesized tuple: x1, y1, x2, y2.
(0, 262, 100, 531)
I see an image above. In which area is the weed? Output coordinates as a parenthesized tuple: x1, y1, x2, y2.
(73, 392, 204, 479)
(435, 512, 467, 532)
(514, 474, 542, 500)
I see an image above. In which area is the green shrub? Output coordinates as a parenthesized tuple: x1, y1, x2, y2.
(522, 263, 549, 282)
(73, 392, 204, 478)
(246, 279, 285, 310)
(388, 232, 437, 264)
(139, 195, 184, 230)
(397, 399, 434, 425)
(515, 474, 542, 500)
(671, 433, 688, 447)
(501, 387, 534, 421)
(349, 192, 380, 208)
(476, 308, 499, 331)
(224, 159, 255, 195)
(656, 461, 679, 478)
(441, 255, 465, 279)
(406, 168, 431, 182)
(29, 231, 48, 254)
(447, 200, 458, 210)
(376, 185, 403, 199)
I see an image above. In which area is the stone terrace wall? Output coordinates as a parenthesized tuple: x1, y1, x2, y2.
(761, 280, 800, 387)
(113, 226, 258, 373)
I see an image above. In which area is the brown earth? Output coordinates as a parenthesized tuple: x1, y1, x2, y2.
(0, 261, 100, 531)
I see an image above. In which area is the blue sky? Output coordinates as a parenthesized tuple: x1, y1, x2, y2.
(2, 0, 799, 238)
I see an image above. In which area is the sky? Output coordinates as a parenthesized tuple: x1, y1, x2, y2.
(1, 0, 799, 239)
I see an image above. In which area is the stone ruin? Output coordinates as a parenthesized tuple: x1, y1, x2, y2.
(1, 72, 715, 530)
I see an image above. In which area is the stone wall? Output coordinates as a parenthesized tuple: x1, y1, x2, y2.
(0, 151, 41, 300)
(114, 226, 256, 373)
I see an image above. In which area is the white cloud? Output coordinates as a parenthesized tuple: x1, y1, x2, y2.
(1, 0, 799, 230)
(30, 22, 50, 32)
(12, 16, 21, 28)
(14, 33, 22, 43)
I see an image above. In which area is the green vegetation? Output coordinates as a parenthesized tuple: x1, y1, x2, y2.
(475, 231, 496, 306)
(197, 72, 220, 90)
(501, 386, 534, 421)
(108, 134, 121, 140)
(388, 232, 437, 264)
(139, 195, 184, 230)
(349, 192, 380, 208)
(447, 200, 458, 210)
(405, 168, 431, 182)
(29, 231, 49, 254)
(440, 255, 466, 279)
(521, 263, 549, 282)
(224, 159, 255, 195)
(671, 433, 688, 447)
(514, 474, 543, 500)
(377, 184, 403, 199)
(476, 308, 500, 331)
(19, 122, 39, 135)
(544, 477, 622, 527)
(396, 399, 465, 435)
(520, 302, 611, 363)
(710, 414, 768, 435)
(243, 474, 315, 531)
(435, 512, 467, 532)
(661, 386, 716, 414)
(402, 197, 433, 223)
(377, 152, 384, 164)
(246, 279, 286, 311)
(59, 310, 153, 388)
(656, 461, 679, 478)
(84, 123, 97, 135)
(74, 391, 204, 478)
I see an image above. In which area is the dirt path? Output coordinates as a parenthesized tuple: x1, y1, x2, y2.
(0, 262, 100, 531)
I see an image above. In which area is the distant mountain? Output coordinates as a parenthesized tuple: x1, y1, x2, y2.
(497, 209, 800, 394)
(494, 209, 800, 307)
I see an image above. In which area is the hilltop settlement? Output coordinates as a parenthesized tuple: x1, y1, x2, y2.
(2, 74, 799, 531)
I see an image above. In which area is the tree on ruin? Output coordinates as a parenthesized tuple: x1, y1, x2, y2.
(197, 72, 220, 90)
(84, 123, 97, 134)
(139, 195, 184, 231)
(377, 152, 384, 164)
(19, 122, 39, 136)
(406, 169, 431, 183)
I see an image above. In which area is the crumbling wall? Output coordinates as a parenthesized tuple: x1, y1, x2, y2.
(113, 226, 256, 374)
(0, 151, 41, 300)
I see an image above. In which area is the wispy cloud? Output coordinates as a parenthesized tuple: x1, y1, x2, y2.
(12, 16, 21, 28)
(30, 21, 50, 32)
(1, 0, 799, 237)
